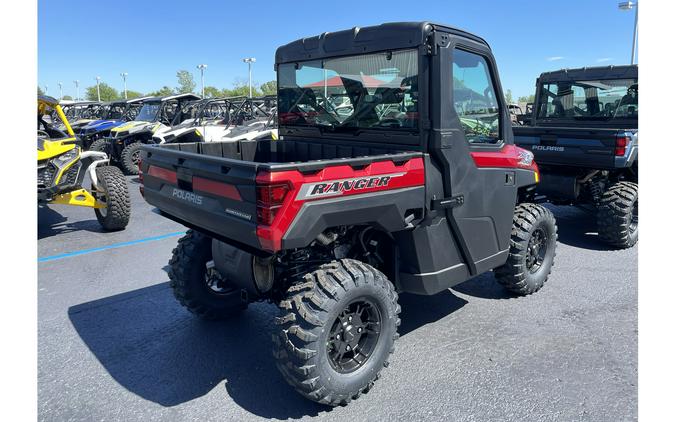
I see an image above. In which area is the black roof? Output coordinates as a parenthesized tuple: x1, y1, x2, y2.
(142, 93, 201, 103)
(538, 65, 638, 83)
(275, 21, 488, 64)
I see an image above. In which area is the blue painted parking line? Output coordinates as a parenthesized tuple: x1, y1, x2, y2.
(38, 231, 186, 263)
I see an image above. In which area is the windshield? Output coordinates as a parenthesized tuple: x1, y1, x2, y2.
(537, 79, 637, 121)
(136, 102, 160, 121)
(278, 49, 419, 132)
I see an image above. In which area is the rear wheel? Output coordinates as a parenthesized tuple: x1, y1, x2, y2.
(168, 230, 248, 320)
(495, 203, 557, 295)
(273, 259, 400, 406)
(121, 142, 144, 175)
(597, 181, 638, 249)
(93, 166, 131, 231)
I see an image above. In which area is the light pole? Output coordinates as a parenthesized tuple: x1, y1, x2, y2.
(73, 80, 79, 101)
(618, 1, 638, 64)
(45, 84, 48, 96)
(120, 72, 128, 99)
(242, 57, 256, 98)
(197, 64, 207, 98)
(95, 76, 101, 102)
(58, 82, 63, 100)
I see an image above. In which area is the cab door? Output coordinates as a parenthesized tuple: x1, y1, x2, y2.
(430, 38, 519, 275)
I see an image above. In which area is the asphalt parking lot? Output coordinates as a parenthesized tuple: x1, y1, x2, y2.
(38, 175, 637, 421)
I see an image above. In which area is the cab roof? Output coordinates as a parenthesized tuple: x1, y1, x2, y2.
(275, 21, 489, 64)
(142, 93, 201, 103)
(538, 65, 638, 83)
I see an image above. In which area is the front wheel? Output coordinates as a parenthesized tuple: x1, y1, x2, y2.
(273, 259, 400, 406)
(93, 166, 131, 231)
(495, 203, 557, 295)
(88, 138, 109, 154)
(120, 142, 144, 175)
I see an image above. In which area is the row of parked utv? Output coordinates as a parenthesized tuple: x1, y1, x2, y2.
(51, 94, 278, 175)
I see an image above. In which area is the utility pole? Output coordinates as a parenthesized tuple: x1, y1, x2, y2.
(242, 58, 256, 98)
(618, 1, 638, 64)
(96, 76, 101, 101)
(197, 64, 207, 98)
(120, 72, 128, 99)
(73, 80, 79, 101)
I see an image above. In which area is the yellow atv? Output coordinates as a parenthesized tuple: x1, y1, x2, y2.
(38, 96, 130, 231)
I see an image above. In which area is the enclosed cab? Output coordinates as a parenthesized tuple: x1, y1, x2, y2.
(140, 22, 557, 406)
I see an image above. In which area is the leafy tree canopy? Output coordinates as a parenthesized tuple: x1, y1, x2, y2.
(260, 80, 277, 96)
(147, 86, 174, 97)
(176, 70, 196, 94)
(85, 82, 119, 101)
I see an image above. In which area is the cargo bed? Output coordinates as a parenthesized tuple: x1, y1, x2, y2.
(140, 138, 426, 252)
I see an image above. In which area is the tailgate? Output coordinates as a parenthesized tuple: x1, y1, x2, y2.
(513, 126, 619, 168)
(140, 143, 263, 250)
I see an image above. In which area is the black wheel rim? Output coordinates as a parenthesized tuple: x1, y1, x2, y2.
(204, 265, 234, 295)
(526, 228, 548, 274)
(628, 200, 638, 234)
(327, 298, 381, 373)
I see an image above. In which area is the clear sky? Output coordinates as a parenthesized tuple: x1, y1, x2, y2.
(38, 0, 638, 100)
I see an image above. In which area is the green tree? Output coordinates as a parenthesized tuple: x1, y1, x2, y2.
(85, 82, 119, 101)
(505, 89, 513, 104)
(176, 70, 196, 94)
(125, 90, 143, 99)
(517, 94, 535, 103)
(203, 86, 222, 98)
(38, 86, 45, 96)
(260, 80, 277, 96)
(226, 78, 261, 97)
(147, 86, 174, 97)
(62, 95, 73, 100)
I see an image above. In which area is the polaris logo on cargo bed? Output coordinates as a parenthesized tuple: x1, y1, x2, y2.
(532, 145, 565, 152)
(296, 173, 405, 200)
(172, 188, 203, 205)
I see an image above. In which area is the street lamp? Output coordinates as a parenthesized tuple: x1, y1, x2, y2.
(120, 72, 128, 99)
(197, 64, 207, 98)
(45, 84, 48, 96)
(73, 80, 79, 101)
(242, 57, 256, 98)
(58, 82, 63, 100)
(95, 76, 101, 102)
(618, 1, 638, 64)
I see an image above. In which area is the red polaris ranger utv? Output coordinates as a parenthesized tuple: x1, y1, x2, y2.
(139, 22, 557, 406)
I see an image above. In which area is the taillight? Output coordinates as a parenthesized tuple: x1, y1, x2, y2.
(615, 136, 629, 156)
(256, 183, 290, 225)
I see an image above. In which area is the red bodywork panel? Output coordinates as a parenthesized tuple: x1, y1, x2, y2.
(256, 158, 425, 251)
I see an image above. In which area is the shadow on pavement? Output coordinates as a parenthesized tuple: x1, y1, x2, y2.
(38, 205, 105, 240)
(68, 282, 333, 418)
(546, 204, 614, 251)
(398, 290, 468, 336)
(68, 278, 480, 418)
(451, 272, 515, 300)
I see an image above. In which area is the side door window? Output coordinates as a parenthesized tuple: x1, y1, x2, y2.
(452, 48, 501, 144)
